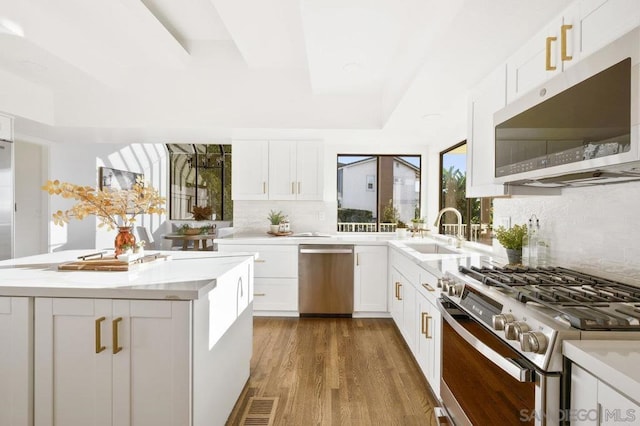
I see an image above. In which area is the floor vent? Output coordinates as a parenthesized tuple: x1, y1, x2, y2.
(240, 396, 279, 426)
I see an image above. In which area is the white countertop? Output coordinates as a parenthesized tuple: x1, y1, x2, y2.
(0, 250, 256, 300)
(563, 340, 640, 403)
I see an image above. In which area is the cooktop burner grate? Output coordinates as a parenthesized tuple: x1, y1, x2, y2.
(458, 265, 640, 330)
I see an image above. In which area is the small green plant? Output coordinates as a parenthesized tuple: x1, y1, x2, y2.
(381, 199, 400, 223)
(494, 224, 527, 250)
(396, 220, 407, 229)
(267, 210, 285, 225)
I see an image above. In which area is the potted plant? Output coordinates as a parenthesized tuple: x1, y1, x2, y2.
(267, 210, 285, 233)
(494, 224, 527, 265)
(396, 220, 408, 239)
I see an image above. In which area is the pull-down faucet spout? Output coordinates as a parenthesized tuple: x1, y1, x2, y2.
(433, 207, 464, 243)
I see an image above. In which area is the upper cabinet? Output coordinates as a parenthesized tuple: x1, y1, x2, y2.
(232, 140, 269, 200)
(506, 0, 640, 103)
(466, 65, 507, 198)
(0, 114, 13, 142)
(232, 139, 323, 201)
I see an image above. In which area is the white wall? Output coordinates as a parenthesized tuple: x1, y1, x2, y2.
(47, 143, 168, 251)
(493, 182, 640, 286)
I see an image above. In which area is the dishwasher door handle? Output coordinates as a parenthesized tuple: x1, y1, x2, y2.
(299, 248, 353, 255)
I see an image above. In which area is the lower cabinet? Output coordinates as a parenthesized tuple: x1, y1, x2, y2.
(27, 258, 253, 426)
(415, 292, 442, 397)
(34, 298, 190, 426)
(0, 297, 32, 426)
(354, 246, 388, 313)
(570, 363, 640, 426)
(389, 248, 442, 398)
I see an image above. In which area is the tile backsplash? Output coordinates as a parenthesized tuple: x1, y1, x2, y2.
(493, 181, 640, 286)
(233, 200, 336, 234)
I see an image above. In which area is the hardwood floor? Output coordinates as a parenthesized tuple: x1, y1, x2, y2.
(226, 317, 439, 425)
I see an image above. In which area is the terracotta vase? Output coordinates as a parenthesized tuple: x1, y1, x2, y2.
(114, 226, 136, 256)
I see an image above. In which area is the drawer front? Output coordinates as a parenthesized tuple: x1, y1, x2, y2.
(218, 244, 297, 278)
(253, 278, 298, 311)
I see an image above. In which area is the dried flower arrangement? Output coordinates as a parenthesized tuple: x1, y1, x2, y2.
(42, 179, 166, 231)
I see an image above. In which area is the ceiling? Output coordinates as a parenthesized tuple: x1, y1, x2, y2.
(0, 0, 573, 144)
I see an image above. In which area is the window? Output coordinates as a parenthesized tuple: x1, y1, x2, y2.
(166, 144, 232, 220)
(337, 155, 421, 232)
(439, 142, 492, 245)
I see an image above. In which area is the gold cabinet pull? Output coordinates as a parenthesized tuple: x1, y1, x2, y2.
(394, 282, 399, 299)
(262, 182, 266, 194)
(112, 317, 123, 354)
(397, 283, 402, 301)
(545, 36, 557, 70)
(425, 314, 432, 339)
(421, 312, 427, 335)
(356, 253, 359, 266)
(254, 259, 266, 263)
(95, 316, 106, 354)
(297, 182, 301, 194)
(254, 293, 266, 297)
(291, 182, 295, 194)
(561, 24, 573, 61)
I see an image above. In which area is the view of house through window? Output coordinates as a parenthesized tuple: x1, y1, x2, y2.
(337, 155, 421, 232)
(166, 144, 232, 221)
(440, 142, 492, 245)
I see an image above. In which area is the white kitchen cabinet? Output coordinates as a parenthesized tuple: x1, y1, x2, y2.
(0, 114, 13, 141)
(466, 65, 508, 198)
(34, 298, 190, 426)
(354, 246, 388, 313)
(415, 292, 441, 397)
(506, 0, 639, 103)
(232, 139, 323, 201)
(570, 363, 640, 425)
(33, 257, 253, 426)
(0, 297, 32, 426)
(390, 264, 417, 352)
(232, 140, 269, 200)
(268, 140, 323, 201)
(218, 243, 298, 314)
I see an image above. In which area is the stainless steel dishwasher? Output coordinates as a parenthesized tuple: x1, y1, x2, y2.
(298, 244, 354, 317)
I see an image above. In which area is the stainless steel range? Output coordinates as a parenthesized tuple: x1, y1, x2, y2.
(437, 265, 640, 426)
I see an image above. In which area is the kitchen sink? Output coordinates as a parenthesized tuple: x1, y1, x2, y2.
(403, 242, 458, 255)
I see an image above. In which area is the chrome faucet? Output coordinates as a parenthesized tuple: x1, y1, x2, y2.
(433, 207, 464, 245)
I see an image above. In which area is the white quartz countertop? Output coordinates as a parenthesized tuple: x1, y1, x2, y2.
(563, 340, 640, 403)
(0, 250, 256, 300)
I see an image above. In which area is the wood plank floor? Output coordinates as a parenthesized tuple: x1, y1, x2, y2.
(226, 317, 439, 425)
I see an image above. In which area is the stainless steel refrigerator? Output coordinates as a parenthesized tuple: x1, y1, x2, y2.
(0, 140, 13, 260)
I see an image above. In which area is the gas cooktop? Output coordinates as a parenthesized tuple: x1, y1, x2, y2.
(458, 265, 640, 331)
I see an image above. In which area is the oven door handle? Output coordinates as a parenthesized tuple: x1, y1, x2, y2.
(438, 298, 536, 383)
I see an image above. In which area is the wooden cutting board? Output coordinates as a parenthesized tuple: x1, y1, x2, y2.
(58, 254, 171, 271)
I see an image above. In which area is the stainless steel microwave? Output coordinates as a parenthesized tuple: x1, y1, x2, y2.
(494, 27, 640, 187)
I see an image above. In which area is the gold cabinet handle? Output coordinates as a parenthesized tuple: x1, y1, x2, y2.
(297, 182, 301, 194)
(356, 253, 359, 266)
(262, 182, 266, 194)
(255, 259, 266, 263)
(112, 317, 123, 354)
(291, 182, 295, 194)
(561, 24, 573, 61)
(424, 314, 432, 339)
(397, 283, 402, 301)
(95, 316, 106, 354)
(545, 36, 557, 70)
(254, 293, 266, 297)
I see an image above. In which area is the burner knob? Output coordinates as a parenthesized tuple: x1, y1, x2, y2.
(492, 313, 515, 331)
(520, 331, 548, 354)
(514, 322, 530, 340)
(447, 284, 463, 297)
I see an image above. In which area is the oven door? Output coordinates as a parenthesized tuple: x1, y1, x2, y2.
(438, 298, 558, 425)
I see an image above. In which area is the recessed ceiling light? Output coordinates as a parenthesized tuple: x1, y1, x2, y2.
(343, 62, 362, 73)
(0, 18, 24, 37)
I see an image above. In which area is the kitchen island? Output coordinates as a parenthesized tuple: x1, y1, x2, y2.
(0, 250, 255, 426)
